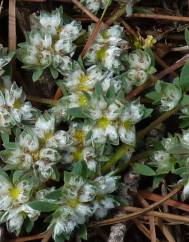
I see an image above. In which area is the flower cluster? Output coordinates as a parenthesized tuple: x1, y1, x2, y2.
(0, 170, 39, 235)
(0, 114, 70, 181)
(126, 49, 154, 87)
(17, 7, 82, 81)
(146, 80, 182, 112)
(0, 6, 156, 241)
(41, 173, 118, 240)
(139, 131, 189, 199)
(0, 82, 35, 132)
(84, 25, 128, 71)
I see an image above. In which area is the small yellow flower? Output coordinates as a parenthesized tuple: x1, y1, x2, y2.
(97, 117, 110, 128)
(74, 130, 85, 144)
(143, 35, 156, 48)
(96, 47, 107, 61)
(78, 94, 88, 106)
(9, 186, 21, 200)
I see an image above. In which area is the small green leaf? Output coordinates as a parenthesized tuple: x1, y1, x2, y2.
(95, 82, 103, 96)
(133, 163, 156, 176)
(145, 91, 161, 103)
(0, 168, 10, 181)
(142, 108, 153, 119)
(32, 69, 43, 82)
(28, 201, 59, 212)
(67, 107, 89, 119)
(152, 175, 164, 189)
(106, 85, 115, 100)
(50, 68, 59, 79)
(78, 224, 87, 240)
(174, 167, 188, 176)
(77, 57, 85, 70)
(46, 188, 62, 200)
(72, 160, 88, 178)
(180, 61, 189, 92)
(185, 28, 189, 46)
(180, 94, 189, 106)
(25, 218, 34, 233)
(13, 170, 24, 184)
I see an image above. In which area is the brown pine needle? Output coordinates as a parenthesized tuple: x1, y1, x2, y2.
(140, 191, 189, 213)
(129, 13, 189, 23)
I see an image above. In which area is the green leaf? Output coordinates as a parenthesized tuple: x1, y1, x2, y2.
(72, 160, 88, 178)
(32, 69, 43, 82)
(142, 108, 153, 119)
(145, 48, 155, 67)
(146, 91, 161, 103)
(152, 175, 164, 189)
(133, 163, 156, 176)
(180, 94, 189, 106)
(25, 218, 34, 233)
(77, 57, 85, 70)
(28, 201, 59, 212)
(185, 28, 189, 46)
(180, 61, 189, 91)
(50, 68, 59, 79)
(13, 170, 25, 184)
(0, 168, 10, 181)
(95, 82, 103, 96)
(106, 85, 115, 100)
(46, 188, 62, 200)
(78, 224, 87, 240)
(67, 107, 89, 119)
(174, 167, 188, 176)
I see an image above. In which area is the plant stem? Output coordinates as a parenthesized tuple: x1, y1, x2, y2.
(27, 95, 58, 106)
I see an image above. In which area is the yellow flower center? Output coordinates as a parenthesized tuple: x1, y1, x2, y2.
(123, 120, 133, 129)
(101, 30, 109, 40)
(74, 130, 85, 144)
(97, 117, 110, 128)
(143, 35, 156, 48)
(13, 99, 23, 109)
(96, 47, 107, 62)
(43, 131, 53, 142)
(77, 74, 91, 92)
(68, 199, 79, 208)
(79, 74, 89, 83)
(9, 186, 21, 200)
(79, 94, 88, 106)
(73, 149, 83, 160)
(32, 151, 40, 161)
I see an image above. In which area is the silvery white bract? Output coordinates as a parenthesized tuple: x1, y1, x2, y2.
(88, 96, 144, 146)
(160, 84, 182, 111)
(80, 0, 109, 13)
(0, 171, 39, 235)
(85, 25, 128, 71)
(0, 82, 35, 130)
(126, 49, 153, 86)
(0, 114, 71, 181)
(61, 62, 123, 96)
(0, 44, 14, 76)
(17, 7, 82, 80)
